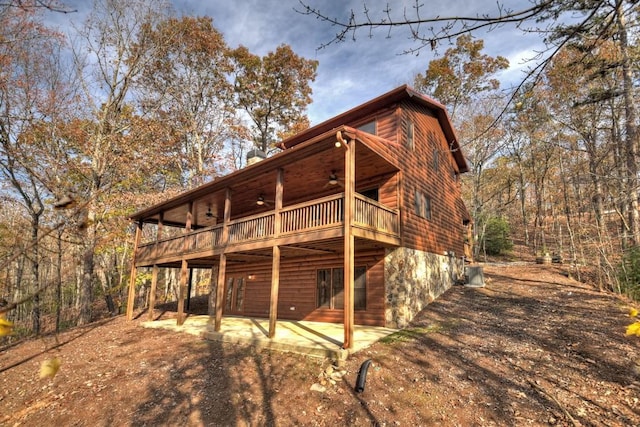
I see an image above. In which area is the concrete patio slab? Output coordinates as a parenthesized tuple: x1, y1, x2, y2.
(141, 316, 397, 361)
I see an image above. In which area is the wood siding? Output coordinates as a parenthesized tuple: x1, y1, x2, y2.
(345, 101, 467, 256)
(397, 101, 466, 255)
(223, 249, 386, 326)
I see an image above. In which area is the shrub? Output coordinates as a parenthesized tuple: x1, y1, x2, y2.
(483, 217, 513, 256)
(618, 246, 640, 301)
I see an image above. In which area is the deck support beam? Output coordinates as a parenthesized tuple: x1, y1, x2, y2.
(126, 221, 142, 321)
(186, 268, 194, 311)
(148, 213, 163, 321)
(269, 245, 281, 338)
(148, 265, 159, 321)
(343, 138, 355, 349)
(208, 265, 218, 318)
(214, 254, 226, 331)
(177, 202, 193, 326)
(177, 260, 189, 325)
(269, 168, 284, 339)
(213, 188, 231, 332)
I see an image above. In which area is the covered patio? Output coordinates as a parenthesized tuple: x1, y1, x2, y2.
(141, 315, 398, 361)
(127, 126, 402, 350)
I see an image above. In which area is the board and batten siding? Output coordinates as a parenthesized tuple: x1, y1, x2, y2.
(223, 249, 386, 326)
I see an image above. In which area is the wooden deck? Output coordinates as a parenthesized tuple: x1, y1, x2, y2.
(135, 193, 400, 266)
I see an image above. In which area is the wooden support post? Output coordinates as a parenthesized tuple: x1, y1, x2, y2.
(215, 254, 226, 331)
(214, 188, 231, 331)
(177, 260, 188, 326)
(177, 202, 193, 326)
(343, 139, 355, 349)
(268, 169, 284, 339)
(186, 267, 194, 310)
(148, 264, 158, 321)
(148, 213, 162, 321)
(208, 265, 218, 318)
(126, 221, 142, 321)
(269, 245, 281, 338)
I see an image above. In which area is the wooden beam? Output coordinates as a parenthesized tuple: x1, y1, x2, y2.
(269, 169, 284, 339)
(177, 259, 188, 326)
(275, 168, 284, 213)
(343, 139, 355, 349)
(214, 188, 231, 332)
(148, 264, 158, 321)
(281, 245, 336, 255)
(269, 245, 281, 338)
(153, 212, 163, 261)
(214, 254, 226, 331)
(126, 221, 142, 321)
(208, 265, 217, 318)
(186, 267, 194, 311)
(177, 202, 193, 326)
(148, 213, 162, 321)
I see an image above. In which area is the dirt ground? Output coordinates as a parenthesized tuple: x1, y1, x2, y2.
(1, 263, 639, 426)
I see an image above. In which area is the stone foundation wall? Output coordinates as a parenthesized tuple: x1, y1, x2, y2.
(384, 247, 463, 328)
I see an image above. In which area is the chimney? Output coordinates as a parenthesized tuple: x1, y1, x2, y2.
(246, 149, 266, 166)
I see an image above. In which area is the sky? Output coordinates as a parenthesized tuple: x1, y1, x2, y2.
(47, 0, 546, 126)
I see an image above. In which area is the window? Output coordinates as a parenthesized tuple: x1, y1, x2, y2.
(317, 270, 331, 308)
(415, 190, 432, 220)
(358, 120, 377, 135)
(433, 149, 440, 170)
(359, 188, 379, 202)
(316, 266, 367, 310)
(225, 277, 245, 313)
(354, 267, 366, 310)
(406, 121, 414, 150)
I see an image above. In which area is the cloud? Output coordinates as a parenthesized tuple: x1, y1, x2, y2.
(45, 0, 547, 123)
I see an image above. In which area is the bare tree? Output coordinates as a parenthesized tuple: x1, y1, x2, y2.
(0, 6, 70, 334)
(70, 0, 172, 324)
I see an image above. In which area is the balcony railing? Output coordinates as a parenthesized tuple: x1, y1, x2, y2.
(136, 193, 398, 264)
(281, 194, 343, 234)
(354, 193, 399, 235)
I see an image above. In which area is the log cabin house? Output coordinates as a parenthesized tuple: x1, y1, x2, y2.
(126, 85, 471, 349)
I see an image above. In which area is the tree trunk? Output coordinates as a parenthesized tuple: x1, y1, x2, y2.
(56, 227, 63, 332)
(79, 223, 96, 325)
(616, 1, 640, 246)
(30, 215, 40, 335)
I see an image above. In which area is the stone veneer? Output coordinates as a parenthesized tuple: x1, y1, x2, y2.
(384, 247, 464, 328)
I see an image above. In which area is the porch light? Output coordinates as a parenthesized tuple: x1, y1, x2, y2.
(334, 140, 341, 148)
(205, 205, 215, 218)
(256, 195, 265, 206)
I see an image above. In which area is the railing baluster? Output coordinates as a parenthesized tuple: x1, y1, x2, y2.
(136, 194, 399, 264)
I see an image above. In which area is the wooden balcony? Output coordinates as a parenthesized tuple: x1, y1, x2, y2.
(135, 193, 400, 266)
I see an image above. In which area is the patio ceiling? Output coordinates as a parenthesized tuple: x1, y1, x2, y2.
(132, 128, 399, 229)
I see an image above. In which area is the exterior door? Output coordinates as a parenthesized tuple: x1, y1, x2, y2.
(224, 276, 246, 315)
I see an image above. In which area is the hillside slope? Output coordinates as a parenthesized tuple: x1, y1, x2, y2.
(1, 264, 639, 426)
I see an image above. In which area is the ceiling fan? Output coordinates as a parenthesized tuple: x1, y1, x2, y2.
(205, 204, 216, 219)
(323, 170, 344, 188)
(256, 194, 274, 207)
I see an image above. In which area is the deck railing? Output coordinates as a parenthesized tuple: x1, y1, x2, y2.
(136, 193, 398, 263)
(281, 194, 343, 234)
(354, 194, 400, 235)
(228, 212, 275, 243)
